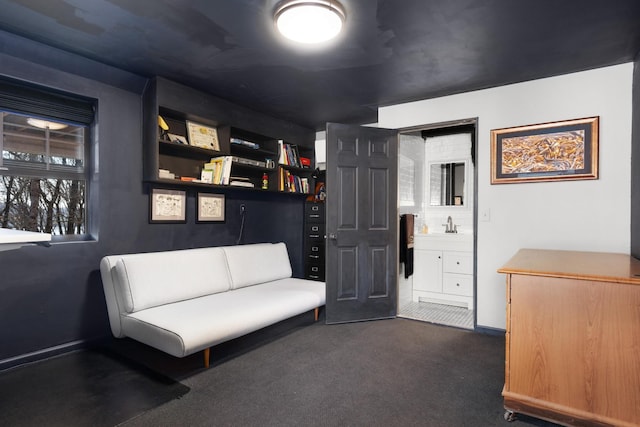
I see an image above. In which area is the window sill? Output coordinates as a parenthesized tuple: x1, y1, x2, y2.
(0, 228, 52, 252)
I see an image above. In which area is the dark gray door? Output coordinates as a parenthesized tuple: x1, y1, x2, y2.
(325, 123, 398, 324)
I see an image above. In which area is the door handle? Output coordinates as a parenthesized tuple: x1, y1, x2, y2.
(328, 233, 337, 240)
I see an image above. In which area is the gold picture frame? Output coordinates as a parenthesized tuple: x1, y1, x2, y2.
(491, 117, 599, 184)
(186, 120, 220, 151)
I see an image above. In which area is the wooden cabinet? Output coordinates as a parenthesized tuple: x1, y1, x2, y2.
(499, 249, 640, 427)
(303, 202, 325, 281)
(412, 234, 473, 308)
(143, 77, 315, 193)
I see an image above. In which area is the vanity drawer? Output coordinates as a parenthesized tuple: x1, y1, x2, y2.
(443, 273, 473, 296)
(443, 252, 473, 274)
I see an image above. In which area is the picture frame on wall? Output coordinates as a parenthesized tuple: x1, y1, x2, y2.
(197, 193, 225, 222)
(490, 116, 599, 184)
(149, 188, 187, 223)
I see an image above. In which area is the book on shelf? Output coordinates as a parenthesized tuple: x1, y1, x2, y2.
(158, 169, 175, 180)
(229, 176, 255, 188)
(280, 169, 310, 193)
(200, 169, 214, 183)
(231, 156, 266, 168)
(230, 137, 260, 150)
(203, 156, 233, 185)
(278, 140, 303, 168)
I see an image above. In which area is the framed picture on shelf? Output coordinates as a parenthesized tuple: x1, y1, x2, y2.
(197, 193, 225, 222)
(186, 120, 220, 151)
(491, 116, 599, 184)
(149, 188, 187, 223)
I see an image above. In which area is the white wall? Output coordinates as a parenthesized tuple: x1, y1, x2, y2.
(378, 63, 633, 330)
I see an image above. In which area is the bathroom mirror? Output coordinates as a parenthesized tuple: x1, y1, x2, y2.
(429, 161, 466, 206)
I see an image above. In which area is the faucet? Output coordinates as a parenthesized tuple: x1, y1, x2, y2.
(443, 216, 458, 233)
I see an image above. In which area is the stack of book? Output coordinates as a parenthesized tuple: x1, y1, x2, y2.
(278, 140, 302, 168)
(279, 168, 309, 193)
(229, 176, 255, 188)
(201, 156, 233, 185)
(158, 169, 175, 180)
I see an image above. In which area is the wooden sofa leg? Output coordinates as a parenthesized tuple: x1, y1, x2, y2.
(314, 307, 319, 322)
(204, 348, 210, 368)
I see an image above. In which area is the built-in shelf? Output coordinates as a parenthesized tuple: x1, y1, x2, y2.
(143, 77, 316, 194)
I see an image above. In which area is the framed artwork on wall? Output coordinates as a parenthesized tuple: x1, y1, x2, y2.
(197, 193, 225, 222)
(491, 116, 599, 184)
(149, 188, 187, 223)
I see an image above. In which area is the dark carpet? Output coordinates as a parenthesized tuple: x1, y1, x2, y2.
(0, 315, 559, 427)
(113, 316, 558, 427)
(0, 348, 189, 427)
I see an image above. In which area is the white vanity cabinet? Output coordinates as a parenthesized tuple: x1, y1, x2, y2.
(412, 234, 473, 309)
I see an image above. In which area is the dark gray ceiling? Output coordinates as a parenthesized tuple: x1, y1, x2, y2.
(0, 0, 639, 130)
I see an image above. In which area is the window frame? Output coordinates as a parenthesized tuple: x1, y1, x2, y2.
(0, 76, 95, 241)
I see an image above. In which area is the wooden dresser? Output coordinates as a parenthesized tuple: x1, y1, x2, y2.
(498, 249, 640, 426)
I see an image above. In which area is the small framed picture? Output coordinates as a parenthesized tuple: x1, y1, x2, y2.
(197, 193, 225, 222)
(149, 188, 187, 223)
(186, 121, 220, 151)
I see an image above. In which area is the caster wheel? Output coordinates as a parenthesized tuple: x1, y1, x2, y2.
(504, 410, 517, 422)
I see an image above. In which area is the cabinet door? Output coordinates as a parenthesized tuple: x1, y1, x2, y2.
(413, 250, 443, 293)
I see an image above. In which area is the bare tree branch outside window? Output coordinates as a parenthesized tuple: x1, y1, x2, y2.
(1, 111, 87, 235)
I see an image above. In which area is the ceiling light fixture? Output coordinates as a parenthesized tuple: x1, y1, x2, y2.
(26, 118, 68, 130)
(275, 0, 346, 44)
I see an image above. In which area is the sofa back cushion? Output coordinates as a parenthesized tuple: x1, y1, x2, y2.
(113, 247, 231, 313)
(223, 242, 292, 289)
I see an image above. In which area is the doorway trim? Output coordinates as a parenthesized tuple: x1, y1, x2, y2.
(398, 117, 479, 329)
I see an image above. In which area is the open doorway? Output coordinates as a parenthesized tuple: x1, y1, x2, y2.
(397, 119, 477, 330)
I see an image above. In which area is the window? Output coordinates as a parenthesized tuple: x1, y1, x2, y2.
(398, 153, 416, 207)
(0, 77, 94, 237)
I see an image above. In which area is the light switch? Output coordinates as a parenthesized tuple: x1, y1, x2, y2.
(480, 209, 490, 222)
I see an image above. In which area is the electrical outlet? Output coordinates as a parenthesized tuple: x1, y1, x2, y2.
(240, 204, 246, 214)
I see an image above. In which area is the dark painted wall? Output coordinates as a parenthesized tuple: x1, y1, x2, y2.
(632, 57, 640, 259)
(0, 34, 311, 365)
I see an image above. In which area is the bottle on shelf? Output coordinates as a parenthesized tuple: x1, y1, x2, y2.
(262, 173, 269, 190)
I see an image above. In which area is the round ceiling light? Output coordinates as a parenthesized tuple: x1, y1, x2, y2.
(275, 0, 346, 44)
(26, 118, 68, 130)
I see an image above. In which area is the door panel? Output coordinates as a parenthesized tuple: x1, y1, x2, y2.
(325, 123, 398, 324)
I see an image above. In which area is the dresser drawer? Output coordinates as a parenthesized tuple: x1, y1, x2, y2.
(305, 263, 325, 281)
(443, 252, 473, 274)
(305, 223, 325, 240)
(442, 273, 473, 296)
(305, 242, 325, 259)
(305, 203, 325, 223)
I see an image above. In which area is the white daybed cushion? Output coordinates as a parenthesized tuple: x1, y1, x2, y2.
(113, 247, 232, 313)
(120, 278, 326, 357)
(223, 242, 292, 289)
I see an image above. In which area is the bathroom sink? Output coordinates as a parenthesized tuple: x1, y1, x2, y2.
(414, 232, 472, 251)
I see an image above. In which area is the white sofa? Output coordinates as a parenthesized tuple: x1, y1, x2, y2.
(100, 242, 326, 367)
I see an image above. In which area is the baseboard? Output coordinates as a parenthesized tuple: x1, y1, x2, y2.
(0, 340, 89, 372)
(474, 325, 505, 336)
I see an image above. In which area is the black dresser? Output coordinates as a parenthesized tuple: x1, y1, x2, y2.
(303, 202, 325, 281)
